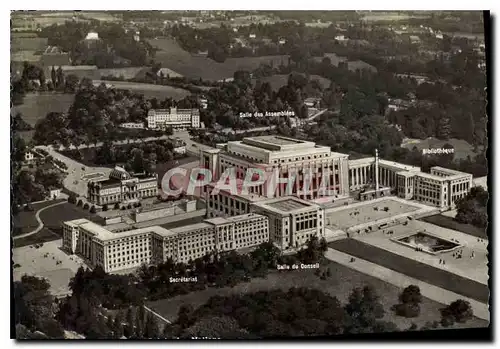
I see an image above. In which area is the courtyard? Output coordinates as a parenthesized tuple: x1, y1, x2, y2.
(325, 197, 431, 231)
(13, 239, 89, 297)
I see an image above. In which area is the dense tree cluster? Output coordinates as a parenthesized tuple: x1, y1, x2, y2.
(62, 138, 182, 173)
(38, 21, 154, 68)
(440, 299, 474, 327)
(455, 186, 488, 228)
(201, 71, 322, 129)
(32, 82, 187, 147)
(12, 113, 33, 132)
(14, 275, 65, 339)
(169, 285, 396, 338)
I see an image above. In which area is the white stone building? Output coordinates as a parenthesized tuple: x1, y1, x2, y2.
(147, 108, 200, 130)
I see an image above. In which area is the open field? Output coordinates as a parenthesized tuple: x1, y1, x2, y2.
(147, 257, 488, 330)
(98, 67, 148, 80)
(401, 137, 483, 161)
(360, 12, 431, 22)
(12, 199, 67, 236)
(92, 80, 191, 100)
(149, 37, 289, 81)
(329, 239, 489, 303)
(13, 239, 89, 296)
(420, 215, 487, 239)
(11, 35, 48, 52)
(12, 93, 75, 126)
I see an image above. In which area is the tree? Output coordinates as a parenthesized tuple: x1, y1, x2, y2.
(400, 285, 422, 305)
(102, 204, 108, 211)
(83, 203, 90, 210)
(344, 285, 385, 333)
(144, 312, 161, 339)
(440, 299, 473, 324)
(68, 194, 77, 204)
(90, 205, 97, 213)
(77, 199, 83, 207)
(114, 202, 120, 210)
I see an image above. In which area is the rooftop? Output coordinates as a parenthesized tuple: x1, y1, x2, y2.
(240, 135, 316, 152)
(253, 196, 319, 215)
(267, 198, 310, 212)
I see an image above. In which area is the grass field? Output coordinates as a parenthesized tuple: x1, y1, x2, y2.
(401, 137, 483, 161)
(98, 67, 149, 80)
(13, 228, 61, 248)
(420, 215, 487, 239)
(93, 80, 191, 100)
(149, 37, 289, 81)
(13, 201, 96, 247)
(38, 202, 95, 231)
(12, 199, 67, 236)
(329, 239, 489, 303)
(147, 258, 488, 331)
(12, 93, 75, 127)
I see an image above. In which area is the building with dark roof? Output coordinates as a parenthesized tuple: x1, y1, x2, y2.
(87, 166, 158, 206)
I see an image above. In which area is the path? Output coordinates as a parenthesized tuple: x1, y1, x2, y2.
(143, 305, 172, 324)
(13, 201, 67, 240)
(324, 248, 490, 321)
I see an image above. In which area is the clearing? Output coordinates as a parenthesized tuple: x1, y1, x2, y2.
(148, 37, 289, 81)
(92, 80, 191, 100)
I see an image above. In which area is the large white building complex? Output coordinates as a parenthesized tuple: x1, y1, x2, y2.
(346, 155, 472, 209)
(200, 135, 474, 211)
(147, 108, 200, 130)
(87, 166, 158, 206)
(63, 212, 269, 273)
(200, 135, 350, 200)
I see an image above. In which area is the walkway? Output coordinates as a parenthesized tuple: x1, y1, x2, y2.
(324, 248, 490, 322)
(13, 201, 67, 240)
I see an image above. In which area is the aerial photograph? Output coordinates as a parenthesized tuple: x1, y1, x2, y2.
(11, 10, 490, 340)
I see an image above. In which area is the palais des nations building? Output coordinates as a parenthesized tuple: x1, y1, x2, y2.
(63, 135, 472, 273)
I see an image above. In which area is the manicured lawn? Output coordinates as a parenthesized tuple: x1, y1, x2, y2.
(38, 202, 95, 231)
(420, 215, 487, 239)
(12, 199, 66, 236)
(147, 258, 488, 331)
(13, 228, 60, 248)
(329, 239, 489, 303)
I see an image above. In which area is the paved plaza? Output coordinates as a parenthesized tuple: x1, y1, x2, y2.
(352, 220, 489, 285)
(13, 239, 89, 297)
(325, 197, 435, 231)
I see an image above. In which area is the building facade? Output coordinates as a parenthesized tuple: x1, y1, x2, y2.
(347, 157, 472, 209)
(200, 135, 350, 201)
(87, 166, 158, 206)
(147, 108, 200, 130)
(62, 212, 269, 273)
(251, 196, 325, 250)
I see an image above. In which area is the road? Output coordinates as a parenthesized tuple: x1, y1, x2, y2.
(324, 248, 489, 322)
(36, 145, 113, 197)
(13, 200, 67, 240)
